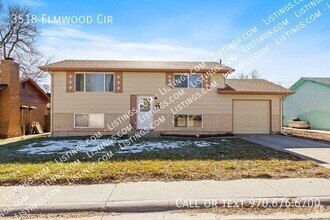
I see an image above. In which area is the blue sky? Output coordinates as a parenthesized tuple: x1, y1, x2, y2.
(6, 0, 330, 84)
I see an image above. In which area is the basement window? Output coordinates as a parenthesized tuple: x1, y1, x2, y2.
(174, 114, 203, 128)
(74, 113, 104, 128)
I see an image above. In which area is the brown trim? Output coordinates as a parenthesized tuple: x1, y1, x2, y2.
(165, 72, 174, 88)
(232, 99, 272, 134)
(218, 90, 295, 95)
(114, 72, 123, 93)
(66, 71, 75, 93)
(39, 67, 234, 73)
(130, 95, 137, 129)
(203, 73, 211, 89)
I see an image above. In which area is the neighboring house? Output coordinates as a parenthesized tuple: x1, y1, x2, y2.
(39, 60, 294, 137)
(20, 78, 51, 132)
(0, 60, 50, 138)
(283, 77, 330, 131)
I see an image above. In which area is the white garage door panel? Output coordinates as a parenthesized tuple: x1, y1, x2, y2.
(233, 100, 270, 134)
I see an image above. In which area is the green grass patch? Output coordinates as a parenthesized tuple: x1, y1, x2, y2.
(0, 137, 329, 186)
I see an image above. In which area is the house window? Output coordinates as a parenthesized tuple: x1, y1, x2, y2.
(74, 113, 104, 128)
(174, 114, 188, 127)
(86, 74, 104, 92)
(174, 114, 203, 128)
(174, 75, 188, 88)
(75, 73, 114, 92)
(188, 114, 203, 128)
(174, 74, 202, 88)
(75, 74, 84, 91)
(105, 74, 114, 92)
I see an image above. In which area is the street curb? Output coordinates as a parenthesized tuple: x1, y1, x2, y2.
(3, 196, 330, 216)
(105, 197, 330, 212)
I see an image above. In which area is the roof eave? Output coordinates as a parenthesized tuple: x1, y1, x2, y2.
(39, 66, 234, 74)
(289, 78, 305, 90)
(217, 90, 295, 95)
(20, 79, 51, 102)
(0, 83, 8, 91)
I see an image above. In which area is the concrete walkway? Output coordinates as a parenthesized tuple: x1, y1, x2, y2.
(0, 133, 50, 145)
(1, 178, 330, 216)
(240, 134, 330, 168)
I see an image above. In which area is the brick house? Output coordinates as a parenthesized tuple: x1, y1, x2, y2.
(0, 59, 50, 138)
(20, 78, 51, 132)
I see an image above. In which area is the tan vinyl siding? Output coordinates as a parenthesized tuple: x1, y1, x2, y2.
(53, 71, 281, 115)
(52, 71, 282, 134)
(53, 72, 229, 114)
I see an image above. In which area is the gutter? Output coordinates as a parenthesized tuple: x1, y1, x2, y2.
(38, 67, 235, 74)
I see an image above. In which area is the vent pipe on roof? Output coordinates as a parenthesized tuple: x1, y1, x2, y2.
(219, 59, 222, 64)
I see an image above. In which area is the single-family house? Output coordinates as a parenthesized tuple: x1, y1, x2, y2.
(283, 77, 330, 131)
(20, 78, 51, 132)
(39, 60, 294, 136)
(0, 60, 50, 138)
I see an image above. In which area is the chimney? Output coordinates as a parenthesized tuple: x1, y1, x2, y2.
(0, 59, 21, 138)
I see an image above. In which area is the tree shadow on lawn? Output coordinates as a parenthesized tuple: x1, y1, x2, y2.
(0, 136, 303, 164)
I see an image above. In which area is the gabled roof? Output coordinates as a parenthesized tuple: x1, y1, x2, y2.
(218, 79, 294, 95)
(290, 77, 330, 90)
(20, 78, 50, 102)
(39, 60, 234, 73)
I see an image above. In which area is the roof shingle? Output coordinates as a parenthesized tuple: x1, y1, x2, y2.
(303, 77, 330, 87)
(39, 60, 234, 73)
(218, 79, 294, 95)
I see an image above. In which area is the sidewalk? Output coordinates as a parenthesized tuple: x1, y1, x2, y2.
(1, 178, 330, 216)
(0, 133, 50, 145)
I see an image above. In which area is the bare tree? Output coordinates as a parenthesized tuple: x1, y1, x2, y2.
(0, 1, 51, 83)
(231, 69, 262, 79)
(18, 51, 53, 83)
(0, 3, 39, 59)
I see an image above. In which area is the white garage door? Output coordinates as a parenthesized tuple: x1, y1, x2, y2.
(233, 100, 271, 134)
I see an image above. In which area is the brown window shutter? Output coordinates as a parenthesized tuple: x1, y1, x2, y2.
(66, 71, 75, 93)
(165, 72, 174, 88)
(203, 73, 211, 89)
(114, 72, 123, 93)
(130, 95, 137, 129)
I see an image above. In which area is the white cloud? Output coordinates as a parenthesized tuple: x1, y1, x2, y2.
(39, 25, 213, 62)
(39, 24, 330, 84)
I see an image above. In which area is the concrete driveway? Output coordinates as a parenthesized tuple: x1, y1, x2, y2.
(240, 135, 330, 168)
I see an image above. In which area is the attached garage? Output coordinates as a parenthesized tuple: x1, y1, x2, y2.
(218, 79, 295, 134)
(233, 100, 271, 134)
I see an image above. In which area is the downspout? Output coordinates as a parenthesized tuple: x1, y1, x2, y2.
(50, 70, 54, 136)
(280, 95, 283, 134)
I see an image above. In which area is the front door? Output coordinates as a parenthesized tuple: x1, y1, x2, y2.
(137, 96, 154, 130)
